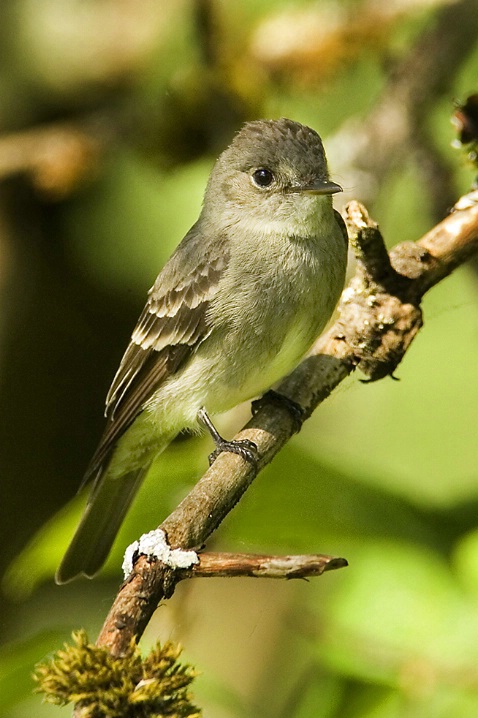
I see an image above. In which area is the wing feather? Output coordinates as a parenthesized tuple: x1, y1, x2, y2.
(83, 242, 229, 483)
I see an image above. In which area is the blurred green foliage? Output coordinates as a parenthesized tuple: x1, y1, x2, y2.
(1, 1, 478, 717)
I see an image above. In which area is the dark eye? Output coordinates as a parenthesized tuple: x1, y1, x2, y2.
(251, 168, 274, 188)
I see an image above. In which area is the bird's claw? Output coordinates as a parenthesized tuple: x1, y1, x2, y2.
(208, 438, 258, 470)
(251, 389, 305, 433)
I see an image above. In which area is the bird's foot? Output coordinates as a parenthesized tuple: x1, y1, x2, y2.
(207, 438, 258, 468)
(197, 407, 258, 470)
(251, 389, 305, 434)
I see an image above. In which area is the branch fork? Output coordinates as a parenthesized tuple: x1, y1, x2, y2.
(337, 201, 424, 381)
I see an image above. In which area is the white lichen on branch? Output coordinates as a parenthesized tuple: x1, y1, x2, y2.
(123, 529, 199, 579)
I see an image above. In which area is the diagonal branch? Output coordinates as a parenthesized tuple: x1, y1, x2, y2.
(94, 194, 478, 658)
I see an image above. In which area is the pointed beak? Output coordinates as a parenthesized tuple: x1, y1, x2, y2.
(300, 178, 343, 195)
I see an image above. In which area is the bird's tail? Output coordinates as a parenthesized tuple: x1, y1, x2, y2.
(55, 467, 148, 584)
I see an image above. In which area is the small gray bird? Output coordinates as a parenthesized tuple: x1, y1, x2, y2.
(56, 118, 348, 584)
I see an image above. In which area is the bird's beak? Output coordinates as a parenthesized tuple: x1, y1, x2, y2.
(300, 179, 343, 195)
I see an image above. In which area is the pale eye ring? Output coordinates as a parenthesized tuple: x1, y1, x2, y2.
(251, 168, 274, 188)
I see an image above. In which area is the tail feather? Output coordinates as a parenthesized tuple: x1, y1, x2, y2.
(55, 468, 147, 584)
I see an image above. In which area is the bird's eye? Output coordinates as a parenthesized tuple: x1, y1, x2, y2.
(251, 168, 274, 188)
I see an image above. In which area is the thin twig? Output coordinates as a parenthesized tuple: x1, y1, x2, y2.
(179, 552, 348, 580)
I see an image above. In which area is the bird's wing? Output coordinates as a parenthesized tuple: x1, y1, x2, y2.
(83, 239, 230, 483)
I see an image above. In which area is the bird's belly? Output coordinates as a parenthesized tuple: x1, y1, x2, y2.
(220, 320, 310, 407)
(144, 313, 316, 434)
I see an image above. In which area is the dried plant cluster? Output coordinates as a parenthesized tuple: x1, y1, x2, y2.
(34, 630, 200, 718)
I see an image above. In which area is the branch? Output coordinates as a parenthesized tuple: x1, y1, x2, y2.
(93, 194, 478, 659)
(0, 119, 112, 198)
(180, 552, 347, 580)
(332, 0, 478, 218)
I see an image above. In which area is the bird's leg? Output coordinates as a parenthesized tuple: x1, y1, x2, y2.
(251, 389, 305, 434)
(197, 408, 258, 469)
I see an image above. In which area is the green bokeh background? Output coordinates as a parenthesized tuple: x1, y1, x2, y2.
(1, 1, 478, 716)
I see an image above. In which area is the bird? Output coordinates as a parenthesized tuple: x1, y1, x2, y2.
(56, 118, 348, 584)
